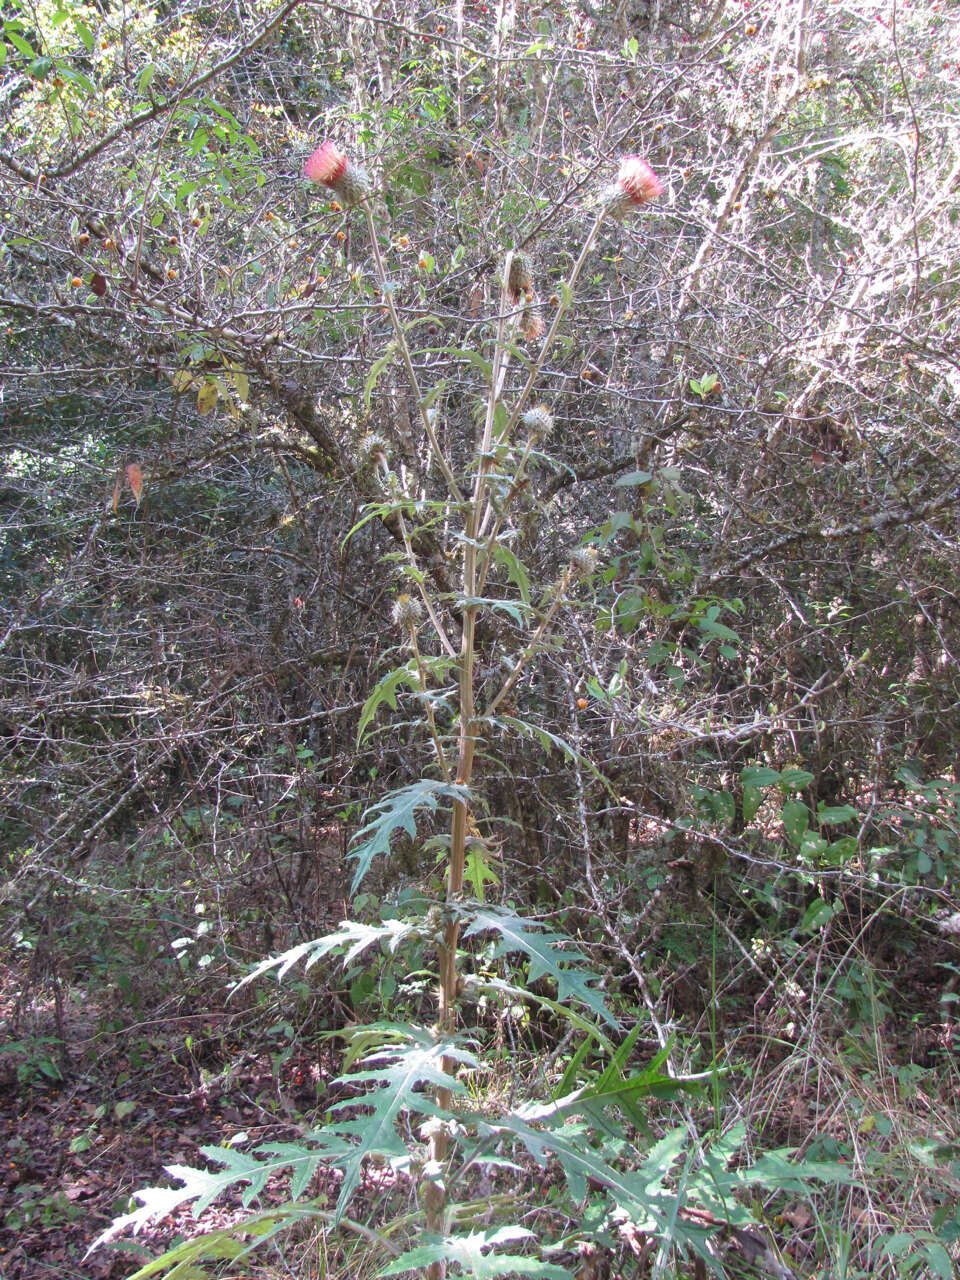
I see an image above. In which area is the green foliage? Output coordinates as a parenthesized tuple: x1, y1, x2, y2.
(886, 766, 960, 883)
(6, 3, 960, 1277)
(348, 781, 470, 893)
(380, 1228, 573, 1279)
(325, 1030, 474, 1217)
(357, 657, 452, 745)
(460, 906, 616, 1030)
(233, 916, 422, 992)
(0, 1036, 64, 1086)
(94, 1010, 845, 1276)
(688, 373, 718, 401)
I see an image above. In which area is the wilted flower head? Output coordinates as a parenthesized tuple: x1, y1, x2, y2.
(522, 405, 554, 438)
(568, 546, 600, 577)
(304, 140, 371, 206)
(520, 303, 544, 343)
(602, 155, 663, 218)
(506, 251, 534, 302)
(391, 593, 423, 629)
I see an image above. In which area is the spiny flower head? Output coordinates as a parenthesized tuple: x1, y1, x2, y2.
(305, 140, 347, 186)
(569, 546, 600, 577)
(304, 140, 371, 206)
(357, 432, 390, 467)
(522, 405, 554, 438)
(618, 156, 663, 204)
(602, 155, 663, 218)
(506, 251, 534, 302)
(391, 593, 423, 629)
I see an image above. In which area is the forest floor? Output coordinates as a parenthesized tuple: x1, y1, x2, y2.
(0, 965, 337, 1280)
(3, 917, 960, 1280)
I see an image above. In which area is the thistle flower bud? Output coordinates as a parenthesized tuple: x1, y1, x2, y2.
(568, 546, 600, 577)
(358, 432, 390, 467)
(601, 155, 663, 219)
(391, 593, 423, 629)
(506, 251, 534, 302)
(522, 405, 554, 438)
(304, 140, 372, 206)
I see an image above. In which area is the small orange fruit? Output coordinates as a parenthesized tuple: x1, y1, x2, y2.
(71, 276, 82, 288)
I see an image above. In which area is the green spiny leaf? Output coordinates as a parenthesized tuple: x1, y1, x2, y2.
(231, 918, 418, 993)
(379, 1227, 573, 1279)
(327, 1030, 475, 1223)
(364, 348, 398, 409)
(460, 907, 616, 1028)
(348, 780, 470, 894)
(490, 543, 531, 604)
(357, 659, 421, 745)
(465, 844, 500, 899)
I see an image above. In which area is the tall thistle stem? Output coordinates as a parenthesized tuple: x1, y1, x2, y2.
(304, 142, 661, 1279)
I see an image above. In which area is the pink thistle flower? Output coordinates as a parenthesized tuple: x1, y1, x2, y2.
(618, 156, 663, 204)
(602, 155, 663, 218)
(305, 140, 348, 186)
(304, 140, 371, 206)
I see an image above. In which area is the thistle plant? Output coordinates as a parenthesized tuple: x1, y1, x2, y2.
(93, 146, 846, 1280)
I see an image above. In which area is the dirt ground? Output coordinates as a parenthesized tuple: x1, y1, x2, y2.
(0, 970, 334, 1280)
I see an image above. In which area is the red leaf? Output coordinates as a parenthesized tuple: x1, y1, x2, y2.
(90, 272, 107, 297)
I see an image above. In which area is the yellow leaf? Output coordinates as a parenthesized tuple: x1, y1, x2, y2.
(197, 380, 219, 415)
(231, 369, 250, 403)
(170, 369, 195, 393)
